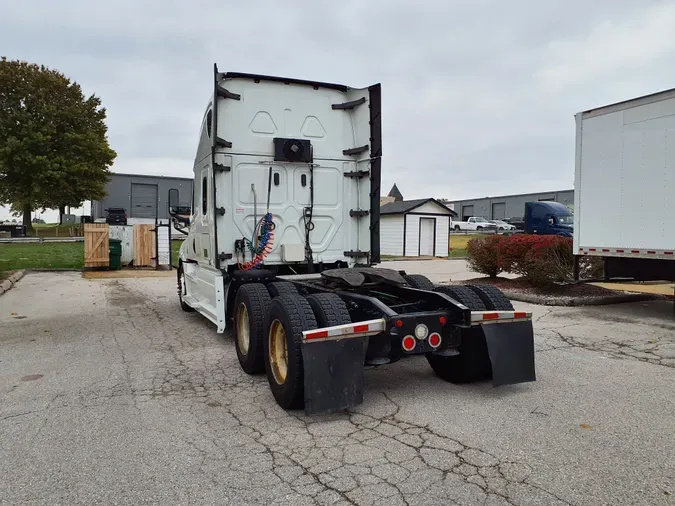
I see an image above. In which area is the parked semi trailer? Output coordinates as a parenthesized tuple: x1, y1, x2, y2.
(574, 88, 675, 282)
(169, 65, 536, 415)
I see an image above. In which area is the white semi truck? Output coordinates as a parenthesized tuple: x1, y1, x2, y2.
(573, 88, 675, 284)
(169, 65, 536, 414)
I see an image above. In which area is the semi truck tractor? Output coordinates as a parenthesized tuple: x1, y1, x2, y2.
(573, 88, 675, 282)
(523, 201, 574, 237)
(169, 65, 536, 415)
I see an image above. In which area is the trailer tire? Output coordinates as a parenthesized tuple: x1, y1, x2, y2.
(267, 281, 298, 298)
(403, 274, 435, 291)
(427, 285, 491, 383)
(306, 293, 352, 327)
(465, 284, 514, 310)
(264, 295, 317, 410)
(177, 264, 195, 312)
(233, 283, 271, 374)
(433, 285, 487, 311)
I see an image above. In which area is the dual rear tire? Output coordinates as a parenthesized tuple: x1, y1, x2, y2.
(426, 284, 513, 383)
(232, 282, 351, 410)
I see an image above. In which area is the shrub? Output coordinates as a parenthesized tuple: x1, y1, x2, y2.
(466, 235, 505, 278)
(467, 234, 579, 287)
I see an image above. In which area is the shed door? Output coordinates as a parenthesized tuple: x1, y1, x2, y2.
(462, 205, 474, 220)
(491, 202, 506, 220)
(419, 218, 435, 256)
(131, 183, 158, 218)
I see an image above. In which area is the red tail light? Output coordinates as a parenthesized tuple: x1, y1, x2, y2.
(428, 333, 442, 349)
(402, 335, 416, 352)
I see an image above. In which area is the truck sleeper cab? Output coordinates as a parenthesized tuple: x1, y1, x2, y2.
(524, 201, 574, 237)
(172, 66, 537, 414)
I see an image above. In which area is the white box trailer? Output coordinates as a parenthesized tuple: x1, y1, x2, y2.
(574, 88, 675, 282)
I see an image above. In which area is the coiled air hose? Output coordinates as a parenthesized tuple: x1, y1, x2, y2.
(238, 212, 275, 270)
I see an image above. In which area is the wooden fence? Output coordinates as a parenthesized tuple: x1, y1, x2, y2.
(85, 223, 172, 269)
(133, 224, 157, 267)
(84, 224, 110, 267)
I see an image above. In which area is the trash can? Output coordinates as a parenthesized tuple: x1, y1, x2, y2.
(109, 239, 122, 270)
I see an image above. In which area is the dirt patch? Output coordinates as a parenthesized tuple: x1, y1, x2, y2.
(84, 269, 174, 279)
(444, 277, 665, 306)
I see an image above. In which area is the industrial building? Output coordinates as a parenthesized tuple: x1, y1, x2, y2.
(445, 189, 574, 221)
(91, 173, 193, 222)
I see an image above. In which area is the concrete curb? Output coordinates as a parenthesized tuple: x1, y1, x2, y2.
(501, 289, 664, 307)
(0, 270, 26, 297)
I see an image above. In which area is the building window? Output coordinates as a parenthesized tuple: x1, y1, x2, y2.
(202, 176, 208, 215)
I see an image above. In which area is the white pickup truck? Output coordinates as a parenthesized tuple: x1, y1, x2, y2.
(451, 217, 498, 232)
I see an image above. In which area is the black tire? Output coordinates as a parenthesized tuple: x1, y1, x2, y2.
(427, 285, 491, 383)
(465, 284, 514, 310)
(433, 285, 487, 311)
(177, 264, 195, 312)
(403, 274, 435, 291)
(233, 283, 271, 374)
(306, 293, 352, 327)
(477, 226, 483, 231)
(264, 295, 317, 410)
(454, 225, 460, 231)
(267, 281, 298, 298)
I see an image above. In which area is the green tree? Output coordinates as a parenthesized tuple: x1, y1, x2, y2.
(0, 57, 116, 231)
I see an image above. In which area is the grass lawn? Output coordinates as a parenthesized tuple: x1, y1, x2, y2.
(448, 234, 481, 258)
(0, 242, 84, 275)
(0, 239, 185, 278)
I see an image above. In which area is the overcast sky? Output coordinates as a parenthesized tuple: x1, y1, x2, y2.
(2, 0, 675, 221)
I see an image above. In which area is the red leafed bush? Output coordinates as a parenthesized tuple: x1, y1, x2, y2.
(468, 234, 576, 286)
(466, 234, 506, 278)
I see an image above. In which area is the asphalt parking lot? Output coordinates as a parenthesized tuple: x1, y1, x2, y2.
(1, 263, 674, 506)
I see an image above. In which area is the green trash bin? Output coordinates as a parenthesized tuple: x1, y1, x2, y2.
(109, 239, 122, 270)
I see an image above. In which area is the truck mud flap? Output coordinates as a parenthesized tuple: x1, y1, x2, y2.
(482, 321, 536, 387)
(301, 337, 369, 415)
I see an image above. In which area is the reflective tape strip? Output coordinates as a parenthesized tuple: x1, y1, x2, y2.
(470, 311, 532, 325)
(303, 318, 386, 342)
(580, 247, 675, 257)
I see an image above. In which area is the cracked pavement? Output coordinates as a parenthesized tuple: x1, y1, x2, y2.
(1, 271, 674, 505)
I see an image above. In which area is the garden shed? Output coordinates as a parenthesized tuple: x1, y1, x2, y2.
(379, 199, 456, 257)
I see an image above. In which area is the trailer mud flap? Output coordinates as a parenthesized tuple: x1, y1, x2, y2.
(301, 337, 369, 415)
(483, 321, 536, 387)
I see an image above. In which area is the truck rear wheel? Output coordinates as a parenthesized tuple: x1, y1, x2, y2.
(427, 285, 491, 383)
(433, 285, 486, 310)
(264, 295, 317, 410)
(306, 293, 352, 327)
(466, 284, 514, 310)
(233, 283, 271, 374)
(267, 281, 298, 298)
(403, 274, 435, 291)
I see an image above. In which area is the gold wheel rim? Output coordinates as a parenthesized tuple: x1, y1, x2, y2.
(269, 319, 288, 385)
(236, 303, 250, 355)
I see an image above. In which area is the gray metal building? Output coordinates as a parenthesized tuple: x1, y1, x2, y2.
(446, 189, 574, 221)
(92, 173, 193, 221)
